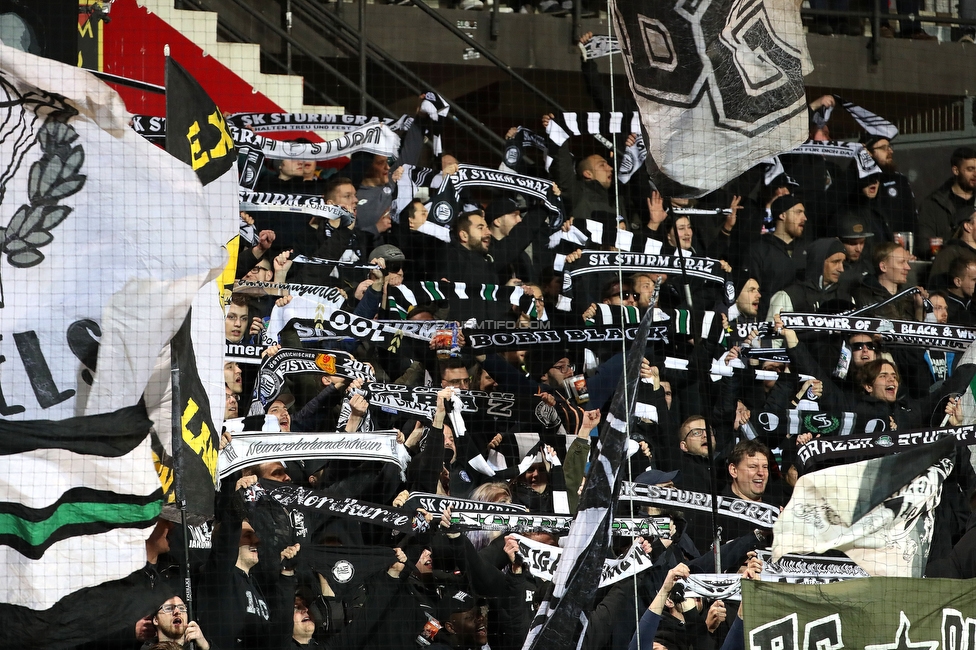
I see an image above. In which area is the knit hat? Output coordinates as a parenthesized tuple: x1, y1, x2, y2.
(770, 195, 802, 221)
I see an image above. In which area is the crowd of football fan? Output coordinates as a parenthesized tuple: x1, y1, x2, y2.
(105, 32, 976, 650)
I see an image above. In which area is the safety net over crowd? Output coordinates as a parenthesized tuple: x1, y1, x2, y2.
(5, 1, 976, 649)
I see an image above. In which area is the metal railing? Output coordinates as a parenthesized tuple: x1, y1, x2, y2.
(290, 0, 509, 157)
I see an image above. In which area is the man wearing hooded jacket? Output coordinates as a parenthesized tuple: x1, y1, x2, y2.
(765, 238, 848, 319)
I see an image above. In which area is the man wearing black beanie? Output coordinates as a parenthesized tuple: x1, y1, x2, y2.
(747, 195, 808, 317)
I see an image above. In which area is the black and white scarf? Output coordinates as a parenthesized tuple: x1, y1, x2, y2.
(451, 164, 564, 217)
(220, 431, 404, 478)
(226, 112, 411, 133)
(618, 482, 779, 529)
(246, 480, 429, 535)
(227, 122, 400, 160)
(779, 312, 976, 352)
(255, 348, 375, 407)
(567, 250, 727, 285)
(796, 423, 976, 470)
(239, 189, 355, 226)
(578, 35, 621, 60)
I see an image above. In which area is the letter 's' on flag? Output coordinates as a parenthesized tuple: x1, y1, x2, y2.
(609, 0, 812, 196)
(165, 57, 236, 186)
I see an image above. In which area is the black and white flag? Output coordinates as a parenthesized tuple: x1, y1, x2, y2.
(522, 304, 657, 650)
(609, 0, 812, 196)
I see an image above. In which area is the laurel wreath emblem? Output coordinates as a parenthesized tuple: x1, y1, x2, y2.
(0, 119, 86, 268)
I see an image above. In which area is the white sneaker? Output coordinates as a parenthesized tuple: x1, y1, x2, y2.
(459, 0, 485, 8)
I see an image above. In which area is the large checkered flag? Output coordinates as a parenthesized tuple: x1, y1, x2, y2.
(521, 307, 656, 650)
(609, 0, 812, 196)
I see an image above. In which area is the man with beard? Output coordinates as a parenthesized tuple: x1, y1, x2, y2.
(862, 135, 917, 237)
(440, 212, 499, 322)
(918, 147, 976, 258)
(748, 196, 807, 317)
(442, 212, 494, 285)
(150, 596, 212, 650)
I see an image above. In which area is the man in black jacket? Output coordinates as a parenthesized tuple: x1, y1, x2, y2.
(748, 195, 807, 317)
(917, 146, 976, 258)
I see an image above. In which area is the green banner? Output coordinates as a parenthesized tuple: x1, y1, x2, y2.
(743, 578, 976, 650)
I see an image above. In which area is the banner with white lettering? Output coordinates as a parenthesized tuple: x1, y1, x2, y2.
(795, 423, 976, 470)
(227, 112, 410, 133)
(239, 190, 356, 224)
(218, 431, 403, 478)
(511, 534, 655, 587)
(618, 482, 779, 529)
(246, 479, 429, 535)
(366, 383, 517, 420)
(255, 348, 375, 407)
(403, 492, 528, 515)
(451, 164, 563, 216)
(755, 549, 869, 581)
(447, 511, 574, 534)
(568, 251, 726, 284)
(779, 312, 976, 352)
(464, 324, 671, 351)
(227, 122, 400, 160)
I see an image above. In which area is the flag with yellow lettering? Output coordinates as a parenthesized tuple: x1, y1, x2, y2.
(165, 57, 236, 186)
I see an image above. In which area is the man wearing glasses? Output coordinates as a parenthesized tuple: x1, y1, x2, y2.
(674, 416, 717, 496)
(861, 134, 916, 237)
(151, 596, 212, 649)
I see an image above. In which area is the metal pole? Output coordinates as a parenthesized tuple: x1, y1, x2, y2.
(171, 352, 196, 631)
(359, 0, 367, 115)
(872, 0, 881, 64)
(285, 0, 293, 71)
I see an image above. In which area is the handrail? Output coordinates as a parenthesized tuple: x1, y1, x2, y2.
(292, 0, 508, 157)
(216, 0, 399, 119)
(180, 0, 339, 107)
(409, 0, 568, 114)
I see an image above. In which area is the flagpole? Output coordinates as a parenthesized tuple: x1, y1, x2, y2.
(171, 346, 196, 649)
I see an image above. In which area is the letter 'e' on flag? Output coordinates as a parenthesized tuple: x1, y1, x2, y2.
(165, 57, 236, 186)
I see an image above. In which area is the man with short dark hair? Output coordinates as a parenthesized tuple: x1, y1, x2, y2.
(748, 195, 807, 316)
(151, 596, 212, 650)
(673, 416, 716, 496)
(862, 135, 916, 236)
(439, 213, 499, 322)
(440, 358, 471, 389)
(943, 255, 976, 325)
(917, 147, 976, 258)
(726, 440, 772, 503)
